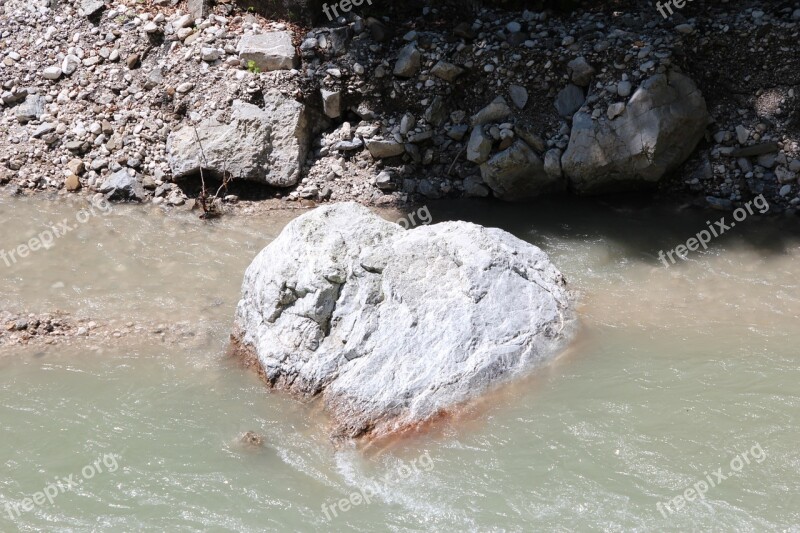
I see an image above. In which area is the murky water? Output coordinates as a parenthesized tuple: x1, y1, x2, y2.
(1, 195, 798, 532)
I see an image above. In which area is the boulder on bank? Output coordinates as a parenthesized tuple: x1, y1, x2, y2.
(480, 140, 565, 201)
(166, 92, 309, 187)
(561, 71, 710, 194)
(232, 203, 575, 441)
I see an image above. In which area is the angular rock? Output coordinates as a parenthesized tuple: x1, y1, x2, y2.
(471, 97, 512, 126)
(544, 148, 563, 179)
(554, 84, 585, 117)
(232, 203, 575, 441)
(187, 0, 209, 20)
(99, 169, 145, 201)
(567, 56, 595, 86)
(320, 88, 341, 119)
(467, 126, 492, 164)
(393, 44, 421, 78)
(81, 0, 104, 17)
(65, 174, 81, 192)
(431, 61, 464, 82)
(167, 94, 309, 187)
(481, 140, 565, 201)
(365, 139, 405, 159)
(562, 71, 709, 195)
(236, 32, 297, 72)
(15, 95, 46, 124)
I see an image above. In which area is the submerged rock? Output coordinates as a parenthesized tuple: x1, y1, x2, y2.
(232, 203, 575, 441)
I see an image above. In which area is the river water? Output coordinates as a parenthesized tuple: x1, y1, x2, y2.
(0, 195, 798, 532)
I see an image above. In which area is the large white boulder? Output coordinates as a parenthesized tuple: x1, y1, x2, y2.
(233, 203, 575, 441)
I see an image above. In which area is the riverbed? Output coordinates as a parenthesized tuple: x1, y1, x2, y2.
(1, 195, 798, 531)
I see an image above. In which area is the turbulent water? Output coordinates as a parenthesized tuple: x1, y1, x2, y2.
(0, 195, 798, 532)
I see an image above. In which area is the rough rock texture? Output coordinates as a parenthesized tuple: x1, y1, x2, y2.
(167, 93, 309, 187)
(236, 32, 297, 71)
(233, 203, 575, 441)
(481, 140, 564, 201)
(561, 71, 710, 195)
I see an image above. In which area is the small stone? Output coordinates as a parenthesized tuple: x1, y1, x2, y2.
(126, 54, 140, 69)
(567, 56, 595, 86)
(65, 174, 81, 192)
(506, 21, 522, 33)
(67, 159, 85, 175)
(201, 47, 220, 62)
(62, 55, 81, 75)
(43, 66, 62, 80)
(320, 88, 341, 119)
(617, 80, 632, 97)
(430, 61, 464, 82)
(375, 171, 395, 190)
(736, 125, 750, 145)
(607, 102, 626, 120)
(508, 85, 528, 110)
(393, 44, 421, 78)
(176, 82, 194, 93)
(143, 21, 159, 34)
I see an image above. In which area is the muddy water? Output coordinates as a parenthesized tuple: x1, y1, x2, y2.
(0, 195, 798, 532)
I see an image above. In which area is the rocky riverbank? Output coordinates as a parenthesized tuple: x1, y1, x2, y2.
(1, 0, 799, 213)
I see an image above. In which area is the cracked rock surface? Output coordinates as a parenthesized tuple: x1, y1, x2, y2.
(233, 202, 575, 441)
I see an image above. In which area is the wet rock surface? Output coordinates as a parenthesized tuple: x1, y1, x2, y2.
(232, 202, 575, 441)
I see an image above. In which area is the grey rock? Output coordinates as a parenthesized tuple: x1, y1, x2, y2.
(233, 203, 575, 441)
(775, 166, 796, 184)
(365, 139, 405, 158)
(513, 125, 546, 152)
(81, 0, 104, 17)
(15, 95, 46, 124)
(463, 175, 490, 197)
(187, 0, 209, 20)
(508, 85, 528, 109)
(607, 102, 625, 120)
(393, 44, 421, 78)
(417, 179, 442, 198)
(236, 32, 298, 71)
(562, 71, 709, 195)
(375, 171, 395, 190)
(430, 61, 464, 82)
(62, 55, 81, 75)
(167, 94, 309, 187)
(43, 66, 62, 80)
(32, 123, 55, 138)
(471, 97, 512, 126)
(730, 142, 779, 158)
(99, 169, 145, 201)
(400, 113, 415, 135)
(333, 138, 364, 152)
(320, 88, 341, 119)
(447, 124, 469, 141)
(481, 140, 565, 201)
(617, 80, 632, 97)
(544, 148, 563, 179)
(554, 84, 585, 118)
(467, 126, 493, 164)
(567, 57, 595, 86)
